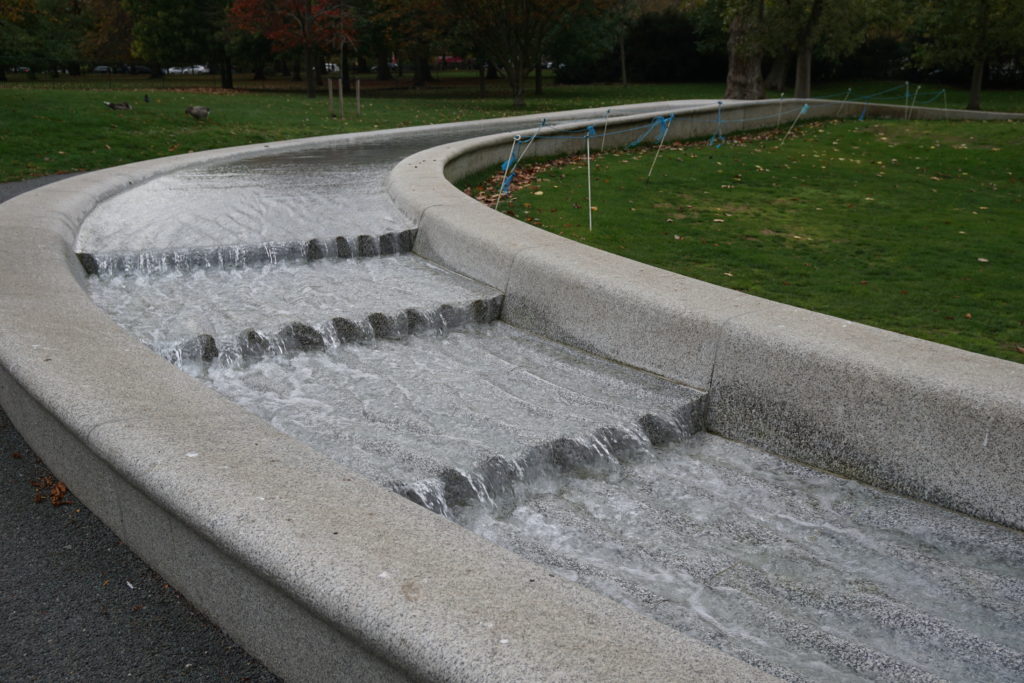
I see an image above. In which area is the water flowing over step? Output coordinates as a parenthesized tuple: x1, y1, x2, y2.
(459, 432, 1024, 682)
(77, 230, 417, 277)
(396, 400, 701, 517)
(86, 255, 501, 355)
(78, 129, 1024, 682)
(201, 323, 705, 492)
(76, 148, 420, 253)
(169, 296, 503, 367)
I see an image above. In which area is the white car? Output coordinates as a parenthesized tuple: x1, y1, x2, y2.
(167, 64, 210, 75)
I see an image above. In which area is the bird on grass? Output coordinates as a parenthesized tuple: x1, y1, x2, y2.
(103, 101, 132, 110)
(185, 105, 210, 121)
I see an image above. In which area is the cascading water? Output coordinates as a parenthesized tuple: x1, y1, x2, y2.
(79, 125, 1024, 682)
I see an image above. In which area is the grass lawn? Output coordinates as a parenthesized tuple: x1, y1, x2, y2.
(469, 118, 1024, 363)
(0, 73, 722, 182)
(3, 71, 1023, 182)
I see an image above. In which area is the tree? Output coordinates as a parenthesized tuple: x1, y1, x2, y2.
(126, 0, 236, 81)
(79, 0, 133, 66)
(1, 0, 86, 76)
(720, 0, 764, 99)
(603, 0, 675, 86)
(452, 0, 598, 107)
(915, 0, 1024, 110)
(229, 0, 350, 96)
(696, 0, 886, 100)
(774, 0, 884, 97)
(369, 0, 447, 88)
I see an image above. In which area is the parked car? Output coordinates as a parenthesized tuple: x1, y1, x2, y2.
(166, 64, 210, 75)
(93, 65, 113, 73)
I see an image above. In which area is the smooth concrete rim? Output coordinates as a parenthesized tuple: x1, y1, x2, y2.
(388, 98, 1024, 531)
(0, 104, 777, 681)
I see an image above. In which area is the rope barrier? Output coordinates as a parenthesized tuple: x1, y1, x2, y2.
(585, 126, 595, 232)
(490, 82, 960, 226)
(781, 103, 810, 144)
(646, 114, 675, 182)
(709, 101, 726, 148)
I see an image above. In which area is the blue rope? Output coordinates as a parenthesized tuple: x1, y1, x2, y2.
(708, 101, 726, 148)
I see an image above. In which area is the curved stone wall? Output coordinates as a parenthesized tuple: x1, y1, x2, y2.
(0, 110, 773, 681)
(2, 99, 1021, 680)
(388, 99, 1024, 531)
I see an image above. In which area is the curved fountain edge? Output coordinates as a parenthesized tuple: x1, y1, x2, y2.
(0, 106, 778, 681)
(388, 98, 1024, 531)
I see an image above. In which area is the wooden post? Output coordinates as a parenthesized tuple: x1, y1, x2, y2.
(356, 79, 361, 116)
(327, 77, 334, 116)
(338, 78, 344, 119)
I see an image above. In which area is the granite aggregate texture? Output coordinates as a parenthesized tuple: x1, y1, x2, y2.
(3, 99, 1022, 681)
(0, 106, 776, 681)
(389, 99, 1024, 531)
(2, 176, 277, 680)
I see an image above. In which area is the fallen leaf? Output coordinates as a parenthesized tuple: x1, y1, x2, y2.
(978, 258, 989, 263)
(965, 313, 973, 319)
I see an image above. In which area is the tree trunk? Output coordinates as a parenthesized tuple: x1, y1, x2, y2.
(342, 41, 352, 93)
(764, 53, 790, 92)
(413, 49, 430, 87)
(478, 59, 486, 93)
(619, 33, 627, 86)
(220, 55, 234, 89)
(724, 10, 764, 99)
(303, 0, 315, 97)
(304, 46, 315, 97)
(792, 0, 823, 99)
(968, 59, 984, 110)
(534, 63, 542, 95)
(376, 49, 392, 81)
(793, 46, 812, 98)
(507, 61, 526, 107)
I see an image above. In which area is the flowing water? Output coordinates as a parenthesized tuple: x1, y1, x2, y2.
(80, 117, 1024, 682)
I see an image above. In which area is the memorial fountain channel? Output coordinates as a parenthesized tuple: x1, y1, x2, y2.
(74, 106, 1024, 681)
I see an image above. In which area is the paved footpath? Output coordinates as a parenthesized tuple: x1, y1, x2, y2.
(0, 175, 278, 681)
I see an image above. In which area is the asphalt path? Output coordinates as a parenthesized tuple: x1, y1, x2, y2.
(0, 174, 279, 682)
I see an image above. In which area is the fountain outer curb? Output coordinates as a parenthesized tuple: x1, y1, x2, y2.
(0, 106, 778, 681)
(388, 99, 1024, 532)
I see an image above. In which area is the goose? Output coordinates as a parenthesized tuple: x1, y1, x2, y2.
(185, 105, 210, 120)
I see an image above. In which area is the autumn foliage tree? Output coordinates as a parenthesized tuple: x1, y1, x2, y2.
(230, 0, 351, 96)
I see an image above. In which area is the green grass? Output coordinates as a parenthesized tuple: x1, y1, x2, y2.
(474, 118, 1024, 363)
(0, 74, 722, 181)
(4, 73, 1022, 182)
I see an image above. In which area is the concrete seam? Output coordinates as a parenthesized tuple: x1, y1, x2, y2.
(504, 244, 550, 294)
(702, 309, 757, 426)
(415, 202, 446, 226)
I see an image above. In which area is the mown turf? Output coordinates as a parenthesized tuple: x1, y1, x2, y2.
(4, 73, 1023, 182)
(0, 77, 722, 181)
(475, 118, 1024, 363)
